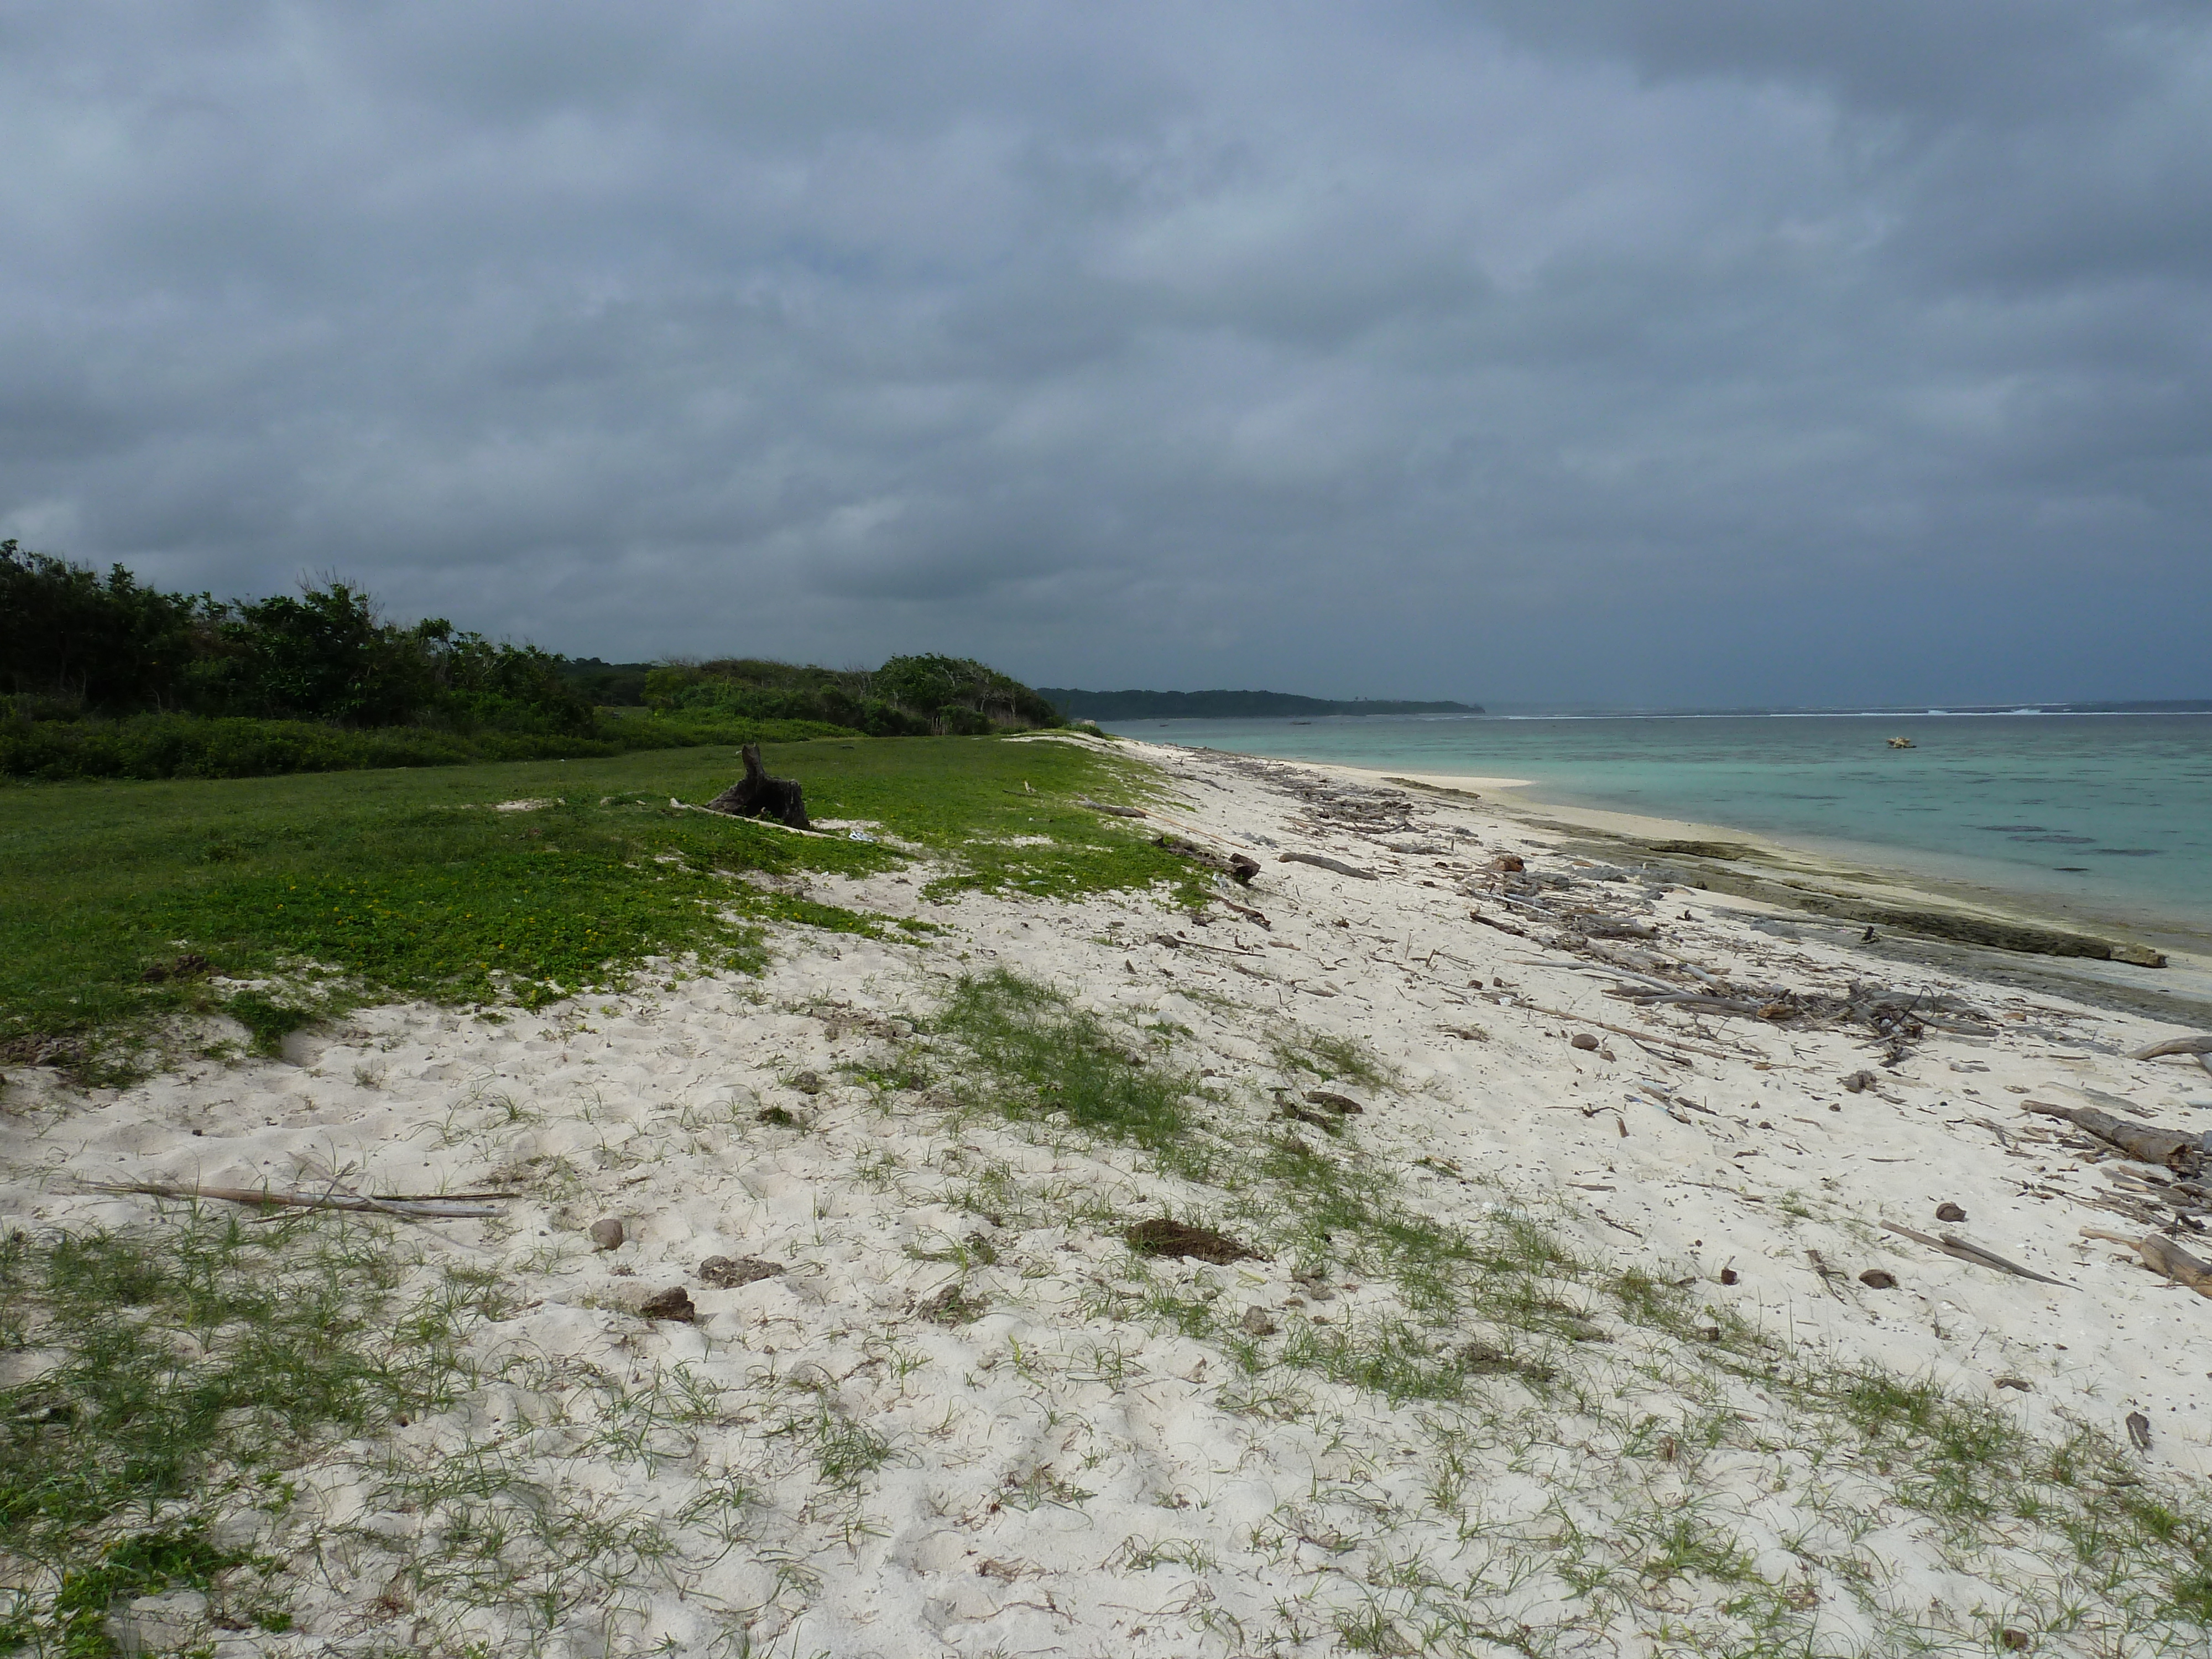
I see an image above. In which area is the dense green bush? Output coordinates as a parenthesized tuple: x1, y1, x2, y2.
(645, 653, 1061, 736)
(0, 542, 590, 734)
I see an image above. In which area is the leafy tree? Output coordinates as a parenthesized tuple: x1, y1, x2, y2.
(0, 540, 209, 713)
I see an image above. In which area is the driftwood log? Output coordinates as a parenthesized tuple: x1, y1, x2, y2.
(2132, 1034, 2212, 1076)
(86, 1179, 508, 1220)
(1211, 893, 1271, 928)
(705, 744, 811, 830)
(1279, 851, 1378, 880)
(2083, 1229, 2212, 1298)
(1150, 833, 1261, 884)
(2022, 1101, 2201, 1175)
(1881, 1221, 2069, 1286)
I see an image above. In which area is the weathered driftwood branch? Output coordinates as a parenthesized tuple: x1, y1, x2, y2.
(1151, 834, 1261, 884)
(1278, 852, 1378, 880)
(1575, 917, 1659, 940)
(1149, 932, 1266, 959)
(2132, 1034, 2212, 1076)
(1882, 1220, 2069, 1286)
(2081, 1229, 2212, 1297)
(85, 1179, 508, 1220)
(2021, 1101, 2200, 1173)
(704, 743, 811, 830)
(1211, 893, 1271, 928)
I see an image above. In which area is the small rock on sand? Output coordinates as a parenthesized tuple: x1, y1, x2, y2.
(639, 1287, 697, 1322)
(588, 1217, 625, 1251)
(1859, 1269, 1897, 1289)
(1935, 1202, 1966, 1223)
(699, 1254, 784, 1288)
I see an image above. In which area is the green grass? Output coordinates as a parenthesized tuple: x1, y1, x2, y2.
(936, 969, 1199, 1159)
(0, 705, 859, 782)
(0, 1210, 492, 1655)
(0, 734, 1196, 1078)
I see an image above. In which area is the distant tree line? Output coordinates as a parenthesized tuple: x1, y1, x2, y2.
(1, 540, 592, 734)
(1, 544, 1066, 779)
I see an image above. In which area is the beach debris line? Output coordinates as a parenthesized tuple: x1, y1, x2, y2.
(703, 742, 811, 830)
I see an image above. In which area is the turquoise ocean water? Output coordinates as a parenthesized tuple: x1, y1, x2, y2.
(1105, 713, 2212, 938)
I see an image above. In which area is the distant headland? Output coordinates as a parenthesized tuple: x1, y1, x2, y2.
(1038, 687, 1483, 721)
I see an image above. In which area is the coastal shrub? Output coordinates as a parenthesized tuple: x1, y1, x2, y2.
(1, 543, 594, 736)
(644, 653, 1063, 736)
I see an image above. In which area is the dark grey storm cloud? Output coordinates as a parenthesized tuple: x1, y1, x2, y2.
(3, 1, 2208, 704)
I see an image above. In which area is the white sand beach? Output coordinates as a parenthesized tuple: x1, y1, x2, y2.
(8, 735, 2212, 1656)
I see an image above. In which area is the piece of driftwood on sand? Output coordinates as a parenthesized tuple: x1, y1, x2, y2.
(1882, 1220, 2070, 1286)
(1152, 833, 1262, 884)
(705, 743, 811, 830)
(85, 1178, 508, 1220)
(2021, 1100, 2201, 1174)
(2131, 1034, 2212, 1076)
(1279, 852, 1378, 880)
(1211, 892, 1271, 928)
(2081, 1229, 2212, 1297)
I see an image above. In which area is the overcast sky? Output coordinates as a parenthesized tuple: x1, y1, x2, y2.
(4, 2, 2209, 706)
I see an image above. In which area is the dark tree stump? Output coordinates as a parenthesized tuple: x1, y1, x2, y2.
(705, 743, 811, 830)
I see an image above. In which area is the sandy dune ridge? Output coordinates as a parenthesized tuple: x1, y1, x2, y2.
(7, 734, 2212, 1657)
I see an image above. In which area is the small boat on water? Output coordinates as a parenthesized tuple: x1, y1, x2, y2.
(1887, 735, 1917, 749)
